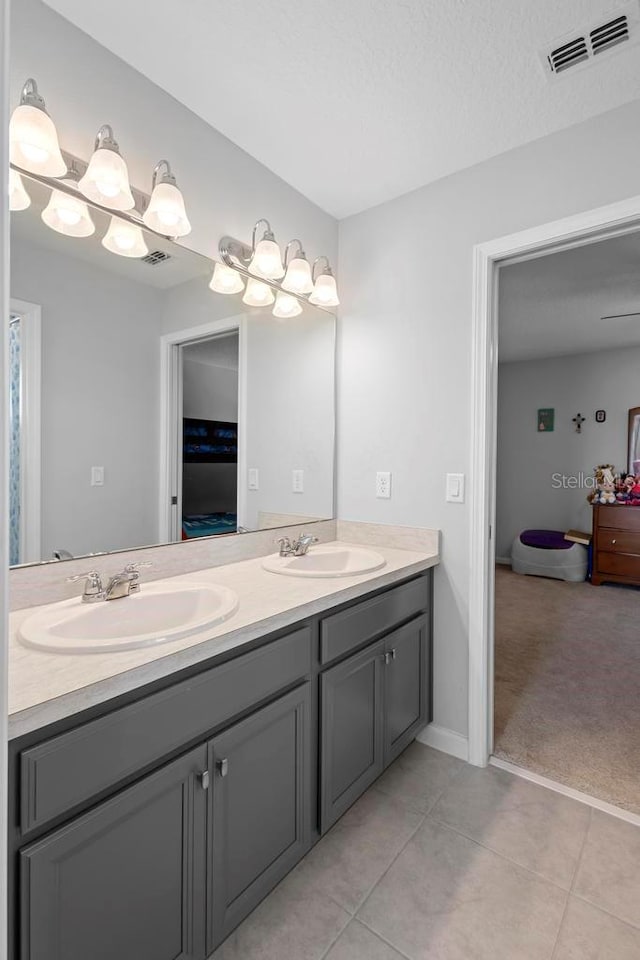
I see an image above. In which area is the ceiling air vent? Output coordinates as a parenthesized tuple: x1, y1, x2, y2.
(141, 249, 172, 266)
(542, 2, 639, 79)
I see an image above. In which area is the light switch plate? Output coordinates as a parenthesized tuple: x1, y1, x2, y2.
(248, 468, 259, 491)
(292, 469, 304, 493)
(446, 472, 465, 503)
(376, 471, 391, 499)
(91, 466, 104, 487)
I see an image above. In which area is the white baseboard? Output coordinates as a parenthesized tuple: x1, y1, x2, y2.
(417, 723, 469, 761)
(490, 756, 640, 827)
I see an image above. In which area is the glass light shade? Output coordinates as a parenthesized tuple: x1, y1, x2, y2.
(102, 217, 149, 258)
(249, 238, 284, 280)
(9, 104, 66, 177)
(143, 181, 191, 237)
(242, 277, 275, 307)
(282, 256, 313, 294)
(41, 188, 95, 237)
(209, 262, 245, 295)
(9, 170, 31, 211)
(273, 291, 303, 319)
(309, 273, 340, 307)
(79, 148, 135, 210)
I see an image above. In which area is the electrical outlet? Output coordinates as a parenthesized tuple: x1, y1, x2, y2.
(91, 466, 104, 487)
(292, 469, 304, 493)
(376, 471, 391, 499)
(248, 468, 259, 491)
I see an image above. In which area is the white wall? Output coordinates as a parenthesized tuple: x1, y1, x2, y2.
(10, 0, 337, 271)
(10, 235, 162, 559)
(338, 98, 640, 739)
(496, 347, 640, 560)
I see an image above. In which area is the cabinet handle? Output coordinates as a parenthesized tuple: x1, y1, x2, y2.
(199, 770, 210, 790)
(217, 758, 229, 778)
(384, 650, 397, 665)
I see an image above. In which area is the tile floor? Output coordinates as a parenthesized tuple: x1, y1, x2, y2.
(213, 742, 640, 960)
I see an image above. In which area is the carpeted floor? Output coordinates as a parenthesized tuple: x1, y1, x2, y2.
(494, 565, 640, 814)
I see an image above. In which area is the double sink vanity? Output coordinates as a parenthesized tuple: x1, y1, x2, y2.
(7, 528, 439, 960)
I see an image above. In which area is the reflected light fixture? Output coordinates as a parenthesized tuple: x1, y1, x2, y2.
(102, 216, 149, 258)
(309, 256, 340, 307)
(78, 125, 135, 210)
(9, 169, 31, 211)
(243, 277, 275, 306)
(281, 239, 313, 295)
(209, 262, 245, 295)
(273, 291, 303, 319)
(248, 218, 284, 279)
(42, 186, 95, 237)
(9, 78, 66, 177)
(142, 159, 191, 237)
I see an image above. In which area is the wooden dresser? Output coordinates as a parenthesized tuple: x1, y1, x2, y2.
(592, 504, 640, 587)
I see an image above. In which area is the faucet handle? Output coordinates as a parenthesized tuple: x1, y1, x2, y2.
(66, 570, 102, 585)
(123, 561, 153, 572)
(66, 570, 104, 602)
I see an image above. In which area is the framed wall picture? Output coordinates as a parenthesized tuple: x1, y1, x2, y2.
(537, 408, 554, 432)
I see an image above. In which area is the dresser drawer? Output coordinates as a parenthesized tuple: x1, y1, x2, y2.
(596, 552, 640, 580)
(320, 577, 429, 665)
(597, 530, 640, 555)
(597, 507, 640, 533)
(20, 627, 312, 834)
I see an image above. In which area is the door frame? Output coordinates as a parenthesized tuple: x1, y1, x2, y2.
(159, 317, 247, 543)
(9, 298, 42, 564)
(468, 193, 640, 767)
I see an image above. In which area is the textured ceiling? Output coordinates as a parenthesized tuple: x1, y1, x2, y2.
(499, 231, 640, 363)
(43, 0, 640, 218)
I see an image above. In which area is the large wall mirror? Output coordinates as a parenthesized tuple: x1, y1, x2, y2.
(8, 175, 336, 567)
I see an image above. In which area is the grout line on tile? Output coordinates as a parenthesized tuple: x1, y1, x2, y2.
(355, 917, 414, 960)
(569, 892, 640, 934)
(354, 810, 429, 921)
(317, 913, 362, 960)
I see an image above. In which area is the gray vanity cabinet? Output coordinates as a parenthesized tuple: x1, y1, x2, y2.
(207, 684, 311, 951)
(320, 639, 386, 831)
(383, 616, 430, 765)
(20, 744, 208, 960)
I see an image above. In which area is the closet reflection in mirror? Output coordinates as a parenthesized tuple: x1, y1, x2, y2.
(8, 174, 335, 566)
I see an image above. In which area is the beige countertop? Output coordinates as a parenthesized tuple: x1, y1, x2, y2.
(9, 540, 439, 740)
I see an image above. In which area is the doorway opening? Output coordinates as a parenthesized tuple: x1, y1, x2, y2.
(469, 194, 640, 819)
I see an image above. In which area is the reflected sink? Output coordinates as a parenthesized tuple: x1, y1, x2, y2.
(262, 544, 386, 578)
(18, 581, 239, 654)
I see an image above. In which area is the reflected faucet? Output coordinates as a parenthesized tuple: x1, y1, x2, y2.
(276, 533, 319, 557)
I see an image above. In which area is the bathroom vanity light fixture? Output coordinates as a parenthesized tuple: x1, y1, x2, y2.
(309, 256, 340, 307)
(282, 240, 314, 295)
(248, 219, 285, 280)
(209, 262, 245, 295)
(243, 277, 275, 307)
(42, 186, 95, 237)
(9, 169, 31, 211)
(273, 291, 303, 318)
(102, 216, 149, 258)
(78, 125, 135, 211)
(142, 160, 191, 237)
(9, 78, 66, 177)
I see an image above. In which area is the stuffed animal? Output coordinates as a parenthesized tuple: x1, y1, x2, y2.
(590, 464, 617, 505)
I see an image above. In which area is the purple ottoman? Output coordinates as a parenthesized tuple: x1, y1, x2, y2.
(511, 529, 587, 582)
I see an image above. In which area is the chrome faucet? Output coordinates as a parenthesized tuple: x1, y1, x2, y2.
(67, 561, 152, 603)
(276, 533, 319, 557)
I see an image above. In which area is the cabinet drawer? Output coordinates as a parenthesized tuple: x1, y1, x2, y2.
(596, 552, 640, 579)
(597, 530, 640, 555)
(597, 507, 640, 532)
(320, 577, 428, 665)
(20, 627, 312, 834)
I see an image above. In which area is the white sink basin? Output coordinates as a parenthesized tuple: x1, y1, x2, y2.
(262, 544, 386, 578)
(18, 581, 239, 654)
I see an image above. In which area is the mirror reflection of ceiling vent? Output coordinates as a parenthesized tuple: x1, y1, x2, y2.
(542, 2, 639, 78)
(141, 249, 172, 266)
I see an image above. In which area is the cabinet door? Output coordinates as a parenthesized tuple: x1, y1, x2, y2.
(384, 615, 429, 766)
(20, 745, 208, 960)
(208, 684, 311, 951)
(320, 639, 385, 833)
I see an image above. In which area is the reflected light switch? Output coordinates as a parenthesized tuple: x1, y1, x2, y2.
(91, 466, 104, 487)
(248, 468, 259, 491)
(446, 473, 465, 503)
